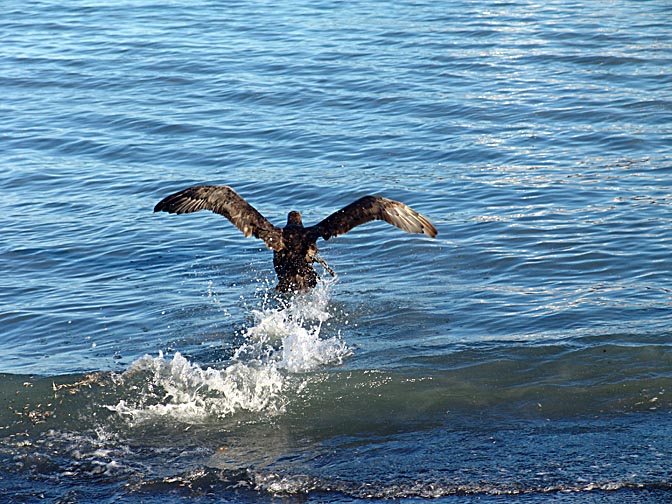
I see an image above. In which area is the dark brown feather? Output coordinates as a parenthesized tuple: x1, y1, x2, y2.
(310, 195, 438, 240)
(154, 185, 284, 250)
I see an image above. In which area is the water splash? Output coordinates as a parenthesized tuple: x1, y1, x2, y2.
(109, 280, 351, 424)
(238, 278, 349, 373)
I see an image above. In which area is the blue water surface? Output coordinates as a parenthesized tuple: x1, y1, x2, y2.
(1, 0, 671, 501)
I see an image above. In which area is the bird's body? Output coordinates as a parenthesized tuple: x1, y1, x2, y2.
(154, 185, 437, 293)
(273, 213, 321, 292)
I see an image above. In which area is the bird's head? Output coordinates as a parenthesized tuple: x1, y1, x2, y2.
(287, 211, 303, 226)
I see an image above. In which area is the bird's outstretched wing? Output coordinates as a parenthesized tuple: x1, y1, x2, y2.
(154, 185, 284, 250)
(310, 195, 438, 241)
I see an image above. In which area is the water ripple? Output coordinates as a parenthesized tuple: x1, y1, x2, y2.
(1, 0, 671, 501)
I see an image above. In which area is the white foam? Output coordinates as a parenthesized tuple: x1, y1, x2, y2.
(238, 280, 350, 373)
(111, 280, 350, 424)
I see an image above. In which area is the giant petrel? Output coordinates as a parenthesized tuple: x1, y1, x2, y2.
(154, 185, 438, 292)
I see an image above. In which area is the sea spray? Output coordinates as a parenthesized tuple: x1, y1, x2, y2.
(110, 281, 351, 424)
(238, 279, 350, 372)
(110, 351, 286, 423)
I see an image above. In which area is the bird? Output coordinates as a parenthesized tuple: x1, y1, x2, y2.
(154, 185, 438, 293)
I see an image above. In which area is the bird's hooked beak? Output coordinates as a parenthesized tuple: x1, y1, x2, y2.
(287, 211, 303, 226)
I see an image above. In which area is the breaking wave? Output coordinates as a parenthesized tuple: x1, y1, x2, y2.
(109, 281, 351, 424)
(130, 465, 672, 500)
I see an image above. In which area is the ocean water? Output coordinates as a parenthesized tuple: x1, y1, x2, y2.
(2, 0, 671, 502)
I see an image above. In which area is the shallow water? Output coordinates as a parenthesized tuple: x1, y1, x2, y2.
(2, 0, 671, 502)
